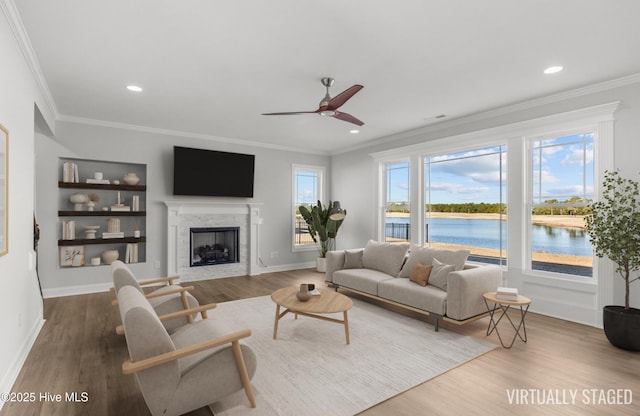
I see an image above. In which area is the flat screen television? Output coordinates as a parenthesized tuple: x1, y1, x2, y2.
(173, 146, 255, 197)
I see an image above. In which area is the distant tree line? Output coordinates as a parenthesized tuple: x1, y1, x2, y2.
(387, 197, 591, 215)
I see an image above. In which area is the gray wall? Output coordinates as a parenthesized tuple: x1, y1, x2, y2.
(35, 121, 330, 295)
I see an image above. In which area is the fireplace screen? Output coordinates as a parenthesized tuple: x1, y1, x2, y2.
(190, 227, 239, 267)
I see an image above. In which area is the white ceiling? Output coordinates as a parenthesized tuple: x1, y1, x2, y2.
(13, 0, 640, 154)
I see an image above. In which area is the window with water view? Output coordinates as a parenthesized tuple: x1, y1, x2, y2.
(385, 161, 411, 243)
(424, 145, 507, 265)
(530, 132, 594, 277)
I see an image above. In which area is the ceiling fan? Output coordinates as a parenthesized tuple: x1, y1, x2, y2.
(262, 77, 364, 126)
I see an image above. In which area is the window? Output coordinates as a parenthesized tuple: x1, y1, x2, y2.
(293, 165, 324, 250)
(529, 132, 594, 277)
(424, 145, 507, 265)
(384, 161, 411, 243)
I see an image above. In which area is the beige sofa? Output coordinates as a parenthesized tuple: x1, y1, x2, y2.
(326, 240, 502, 331)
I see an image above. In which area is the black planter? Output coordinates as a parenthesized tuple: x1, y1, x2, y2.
(603, 305, 640, 351)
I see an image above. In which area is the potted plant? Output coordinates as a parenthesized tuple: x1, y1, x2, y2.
(298, 200, 346, 272)
(585, 170, 640, 350)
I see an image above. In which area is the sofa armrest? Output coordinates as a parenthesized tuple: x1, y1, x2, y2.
(325, 250, 347, 283)
(446, 265, 503, 321)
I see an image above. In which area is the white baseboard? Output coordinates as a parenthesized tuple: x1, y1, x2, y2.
(42, 282, 112, 298)
(0, 318, 45, 412)
(42, 262, 319, 297)
(257, 261, 317, 273)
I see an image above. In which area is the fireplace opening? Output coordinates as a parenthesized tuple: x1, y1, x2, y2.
(190, 227, 239, 267)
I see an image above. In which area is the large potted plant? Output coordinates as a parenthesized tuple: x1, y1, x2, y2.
(585, 170, 640, 350)
(298, 200, 346, 272)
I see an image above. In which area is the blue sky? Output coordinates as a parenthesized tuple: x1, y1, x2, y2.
(295, 169, 320, 205)
(387, 133, 593, 205)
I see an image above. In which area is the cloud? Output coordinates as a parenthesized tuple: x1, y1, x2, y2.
(430, 148, 505, 186)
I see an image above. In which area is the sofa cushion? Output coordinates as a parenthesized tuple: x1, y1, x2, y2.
(398, 245, 469, 278)
(378, 278, 447, 316)
(333, 268, 393, 296)
(343, 249, 364, 269)
(409, 263, 433, 286)
(428, 258, 455, 291)
(362, 240, 409, 277)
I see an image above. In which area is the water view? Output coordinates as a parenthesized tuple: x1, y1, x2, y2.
(386, 217, 592, 257)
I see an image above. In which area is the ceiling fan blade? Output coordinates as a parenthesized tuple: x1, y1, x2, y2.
(327, 85, 363, 111)
(261, 111, 318, 116)
(333, 111, 364, 126)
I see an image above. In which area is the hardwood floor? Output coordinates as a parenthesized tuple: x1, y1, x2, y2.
(2, 269, 639, 416)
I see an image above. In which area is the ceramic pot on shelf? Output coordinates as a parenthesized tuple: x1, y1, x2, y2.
(69, 193, 89, 211)
(123, 173, 140, 185)
(101, 249, 119, 265)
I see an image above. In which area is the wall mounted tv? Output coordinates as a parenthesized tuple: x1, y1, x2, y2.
(173, 146, 255, 197)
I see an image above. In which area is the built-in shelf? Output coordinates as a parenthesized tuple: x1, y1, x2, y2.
(58, 211, 146, 217)
(58, 181, 146, 191)
(58, 157, 147, 267)
(58, 236, 146, 246)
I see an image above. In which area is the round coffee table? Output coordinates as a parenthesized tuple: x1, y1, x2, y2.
(271, 287, 353, 344)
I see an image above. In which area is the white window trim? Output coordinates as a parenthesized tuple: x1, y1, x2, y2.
(376, 157, 411, 242)
(524, 127, 596, 280)
(292, 164, 326, 253)
(372, 102, 619, 327)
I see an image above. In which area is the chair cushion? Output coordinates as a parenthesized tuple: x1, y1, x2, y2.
(112, 261, 143, 293)
(361, 240, 409, 277)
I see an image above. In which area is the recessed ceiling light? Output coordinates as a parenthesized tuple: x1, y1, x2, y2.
(543, 66, 563, 74)
(126, 85, 143, 92)
(350, 129, 359, 134)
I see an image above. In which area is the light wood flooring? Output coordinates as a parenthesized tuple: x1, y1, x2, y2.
(2, 268, 639, 416)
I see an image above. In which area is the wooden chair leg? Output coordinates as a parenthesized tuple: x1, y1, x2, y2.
(180, 291, 194, 323)
(231, 340, 256, 408)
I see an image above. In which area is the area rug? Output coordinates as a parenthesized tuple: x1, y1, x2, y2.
(209, 294, 495, 416)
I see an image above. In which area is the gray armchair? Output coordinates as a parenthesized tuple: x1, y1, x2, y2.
(117, 285, 257, 416)
(111, 260, 200, 333)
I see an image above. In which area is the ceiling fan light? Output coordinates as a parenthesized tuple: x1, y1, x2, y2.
(319, 110, 336, 117)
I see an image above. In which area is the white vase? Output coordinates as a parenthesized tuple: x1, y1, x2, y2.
(123, 173, 140, 185)
(69, 193, 88, 211)
(316, 257, 327, 273)
(101, 249, 119, 265)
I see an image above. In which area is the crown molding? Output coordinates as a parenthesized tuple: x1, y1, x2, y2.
(57, 115, 330, 156)
(333, 73, 640, 156)
(1, 0, 59, 123)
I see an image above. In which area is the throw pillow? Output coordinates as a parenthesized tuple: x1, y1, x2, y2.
(343, 249, 364, 269)
(409, 263, 433, 286)
(361, 240, 410, 277)
(428, 258, 455, 291)
(398, 245, 470, 278)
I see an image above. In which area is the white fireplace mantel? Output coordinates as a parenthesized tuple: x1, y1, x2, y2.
(164, 201, 262, 279)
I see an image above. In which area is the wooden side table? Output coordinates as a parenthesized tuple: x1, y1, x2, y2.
(482, 291, 531, 349)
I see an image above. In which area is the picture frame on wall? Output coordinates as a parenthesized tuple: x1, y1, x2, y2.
(0, 123, 7, 256)
(59, 245, 85, 267)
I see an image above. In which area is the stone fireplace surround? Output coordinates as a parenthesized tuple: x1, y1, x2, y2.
(165, 201, 262, 280)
